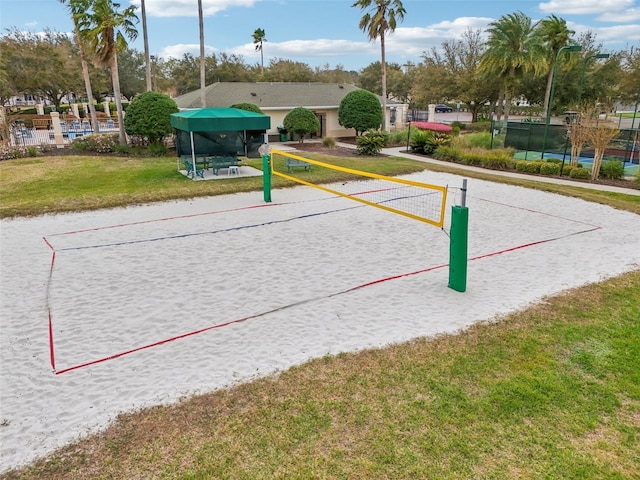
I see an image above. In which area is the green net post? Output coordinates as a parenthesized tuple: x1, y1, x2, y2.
(448, 179, 468, 292)
(262, 153, 271, 203)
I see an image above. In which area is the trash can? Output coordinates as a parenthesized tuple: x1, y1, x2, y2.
(277, 126, 287, 142)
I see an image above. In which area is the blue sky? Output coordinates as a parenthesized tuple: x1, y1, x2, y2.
(2, 0, 639, 71)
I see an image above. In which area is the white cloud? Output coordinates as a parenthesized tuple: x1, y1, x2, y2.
(231, 38, 373, 60)
(539, 0, 637, 18)
(160, 43, 217, 59)
(129, 0, 259, 18)
(598, 7, 640, 21)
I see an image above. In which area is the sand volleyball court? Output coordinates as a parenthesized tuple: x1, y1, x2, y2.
(1, 170, 639, 471)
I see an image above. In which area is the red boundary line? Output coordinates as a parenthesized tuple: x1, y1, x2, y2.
(44, 195, 604, 375)
(48, 225, 601, 375)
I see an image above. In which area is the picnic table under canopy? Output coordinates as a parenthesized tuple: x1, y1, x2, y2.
(170, 108, 271, 172)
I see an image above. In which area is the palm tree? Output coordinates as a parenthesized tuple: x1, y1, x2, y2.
(141, 0, 152, 91)
(253, 28, 267, 74)
(479, 11, 544, 121)
(352, 0, 406, 131)
(58, 0, 101, 133)
(535, 14, 574, 119)
(197, 0, 206, 107)
(74, 0, 138, 145)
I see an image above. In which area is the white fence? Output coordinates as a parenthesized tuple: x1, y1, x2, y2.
(9, 113, 119, 148)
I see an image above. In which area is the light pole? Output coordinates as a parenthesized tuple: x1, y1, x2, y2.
(542, 45, 582, 159)
(578, 53, 610, 105)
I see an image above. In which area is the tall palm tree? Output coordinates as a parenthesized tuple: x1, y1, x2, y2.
(253, 28, 267, 74)
(352, 0, 406, 131)
(141, 0, 152, 91)
(479, 11, 544, 121)
(59, 0, 101, 133)
(74, 0, 138, 145)
(535, 14, 574, 119)
(197, 0, 206, 107)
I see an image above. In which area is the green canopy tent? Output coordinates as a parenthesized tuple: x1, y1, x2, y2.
(170, 108, 271, 175)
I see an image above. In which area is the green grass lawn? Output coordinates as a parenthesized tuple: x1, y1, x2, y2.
(1, 152, 639, 479)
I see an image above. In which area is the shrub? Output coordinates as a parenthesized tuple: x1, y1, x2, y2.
(462, 131, 492, 149)
(450, 121, 465, 131)
(466, 121, 491, 132)
(124, 92, 178, 145)
(540, 162, 561, 176)
(338, 90, 382, 134)
(545, 157, 562, 164)
(70, 133, 119, 153)
(283, 107, 320, 143)
(0, 145, 30, 160)
(321, 136, 336, 148)
(409, 129, 433, 154)
(560, 164, 574, 176)
(482, 153, 514, 171)
(433, 145, 460, 162)
(515, 160, 545, 173)
(147, 142, 167, 157)
(569, 167, 590, 179)
(230, 103, 263, 114)
(599, 159, 624, 180)
(356, 129, 385, 155)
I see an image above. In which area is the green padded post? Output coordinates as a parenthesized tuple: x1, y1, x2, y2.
(262, 153, 272, 203)
(448, 205, 468, 292)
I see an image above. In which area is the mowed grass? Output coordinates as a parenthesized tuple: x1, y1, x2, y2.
(0, 153, 426, 218)
(1, 152, 639, 479)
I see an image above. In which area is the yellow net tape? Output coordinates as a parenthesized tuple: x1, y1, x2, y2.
(270, 149, 448, 228)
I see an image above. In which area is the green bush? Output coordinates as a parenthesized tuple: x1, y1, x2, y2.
(515, 160, 545, 173)
(545, 157, 562, 164)
(124, 92, 178, 145)
(356, 129, 385, 155)
(599, 159, 624, 179)
(230, 103, 263, 114)
(540, 162, 561, 176)
(482, 153, 514, 171)
(146, 142, 167, 157)
(466, 121, 491, 132)
(461, 131, 492, 149)
(450, 121, 465, 131)
(560, 164, 574, 176)
(283, 107, 320, 143)
(409, 129, 433, 154)
(433, 145, 460, 162)
(321, 136, 336, 148)
(569, 167, 590, 179)
(338, 90, 383, 134)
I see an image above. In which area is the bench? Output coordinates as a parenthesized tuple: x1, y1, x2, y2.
(208, 155, 239, 175)
(181, 156, 205, 179)
(286, 158, 312, 172)
(32, 119, 51, 130)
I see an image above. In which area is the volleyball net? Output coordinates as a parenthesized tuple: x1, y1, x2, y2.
(269, 149, 448, 228)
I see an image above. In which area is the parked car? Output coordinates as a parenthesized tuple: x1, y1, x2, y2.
(435, 104, 453, 113)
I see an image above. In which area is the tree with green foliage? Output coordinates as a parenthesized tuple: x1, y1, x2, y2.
(74, 0, 139, 145)
(230, 103, 263, 114)
(283, 107, 320, 143)
(123, 91, 177, 145)
(338, 89, 383, 134)
(479, 11, 544, 121)
(535, 14, 575, 119)
(352, 0, 406, 131)
(252, 28, 266, 75)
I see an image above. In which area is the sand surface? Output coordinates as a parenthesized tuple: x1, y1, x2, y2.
(1, 170, 639, 472)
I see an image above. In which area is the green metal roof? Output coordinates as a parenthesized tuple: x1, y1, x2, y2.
(170, 107, 271, 132)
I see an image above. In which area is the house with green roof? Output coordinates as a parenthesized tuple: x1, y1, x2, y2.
(173, 82, 405, 140)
